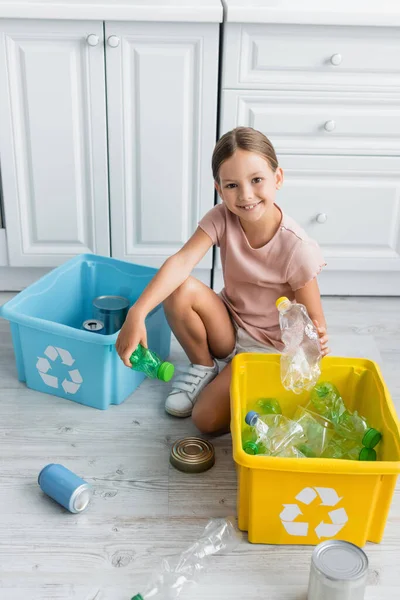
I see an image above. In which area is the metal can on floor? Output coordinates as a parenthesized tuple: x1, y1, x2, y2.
(82, 318, 105, 333)
(92, 295, 130, 334)
(308, 540, 368, 600)
(38, 464, 92, 513)
(170, 438, 215, 473)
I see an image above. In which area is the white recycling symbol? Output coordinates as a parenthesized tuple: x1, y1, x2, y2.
(280, 486, 348, 539)
(36, 346, 83, 394)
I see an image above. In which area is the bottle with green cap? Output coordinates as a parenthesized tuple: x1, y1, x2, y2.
(321, 436, 377, 461)
(309, 382, 381, 449)
(275, 296, 321, 394)
(245, 411, 306, 456)
(129, 344, 174, 382)
(242, 425, 268, 455)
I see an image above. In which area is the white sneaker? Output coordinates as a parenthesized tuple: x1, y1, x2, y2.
(165, 361, 219, 418)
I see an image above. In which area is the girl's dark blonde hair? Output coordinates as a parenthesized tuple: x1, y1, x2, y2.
(212, 127, 279, 183)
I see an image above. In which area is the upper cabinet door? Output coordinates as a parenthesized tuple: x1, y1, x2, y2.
(0, 20, 109, 266)
(105, 22, 219, 268)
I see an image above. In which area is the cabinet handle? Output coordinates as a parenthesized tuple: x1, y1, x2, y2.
(330, 53, 342, 66)
(107, 35, 120, 48)
(324, 120, 336, 132)
(86, 34, 99, 46)
(316, 213, 328, 224)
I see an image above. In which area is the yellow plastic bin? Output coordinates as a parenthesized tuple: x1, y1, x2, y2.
(230, 353, 400, 546)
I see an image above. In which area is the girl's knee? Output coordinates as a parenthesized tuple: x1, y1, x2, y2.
(192, 403, 219, 434)
(192, 400, 229, 434)
(163, 276, 198, 312)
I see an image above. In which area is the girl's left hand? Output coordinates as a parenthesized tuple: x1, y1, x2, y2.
(313, 319, 330, 357)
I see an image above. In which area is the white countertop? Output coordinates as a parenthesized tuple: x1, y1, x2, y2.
(0, 0, 223, 22)
(222, 0, 400, 26)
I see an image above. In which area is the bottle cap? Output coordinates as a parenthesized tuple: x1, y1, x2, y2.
(243, 441, 259, 455)
(275, 296, 290, 311)
(131, 595, 143, 600)
(170, 438, 215, 473)
(359, 447, 377, 461)
(157, 361, 175, 382)
(245, 411, 259, 426)
(362, 428, 382, 449)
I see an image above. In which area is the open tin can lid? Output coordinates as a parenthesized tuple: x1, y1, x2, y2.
(170, 437, 215, 473)
(93, 295, 129, 313)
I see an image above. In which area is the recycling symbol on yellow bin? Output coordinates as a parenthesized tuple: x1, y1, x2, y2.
(280, 486, 348, 539)
(36, 345, 83, 394)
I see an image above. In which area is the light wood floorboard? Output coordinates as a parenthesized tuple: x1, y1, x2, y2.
(1, 293, 399, 599)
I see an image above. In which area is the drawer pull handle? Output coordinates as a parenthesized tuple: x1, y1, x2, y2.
(330, 53, 342, 66)
(316, 213, 328, 224)
(324, 120, 336, 132)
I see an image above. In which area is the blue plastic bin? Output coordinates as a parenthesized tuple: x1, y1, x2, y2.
(0, 254, 172, 409)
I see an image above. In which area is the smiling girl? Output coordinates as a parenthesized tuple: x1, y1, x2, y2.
(116, 127, 329, 434)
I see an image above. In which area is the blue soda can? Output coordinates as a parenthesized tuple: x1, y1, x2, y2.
(38, 464, 92, 513)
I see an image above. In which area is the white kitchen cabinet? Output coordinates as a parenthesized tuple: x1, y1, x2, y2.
(0, 16, 220, 285)
(218, 11, 400, 294)
(0, 19, 110, 267)
(105, 21, 219, 270)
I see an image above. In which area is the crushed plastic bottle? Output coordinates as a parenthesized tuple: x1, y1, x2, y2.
(276, 296, 321, 394)
(131, 518, 240, 600)
(129, 344, 175, 382)
(245, 411, 305, 456)
(254, 398, 282, 415)
(309, 382, 345, 422)
(321, 436, 377, 461)
(309, 382, 382, 449)
(293, 406, 335, 457)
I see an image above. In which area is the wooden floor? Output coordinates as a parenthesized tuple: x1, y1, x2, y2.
(1, 292, 400, 599)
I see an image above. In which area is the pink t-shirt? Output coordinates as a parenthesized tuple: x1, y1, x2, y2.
(199, 203, 326, 351)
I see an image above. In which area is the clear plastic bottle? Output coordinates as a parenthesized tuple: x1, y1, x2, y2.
(129, 344, 175, 382)
(309, 382, 382, 449)
(321, 436, 377, 461)
(276, 296, 321, 394)
(245, 411, 305, 456)
(309, 382, 345, 422)
(242, 426, 268, 455)
(131, 518, 240, 600)
(293, 406, 335, 457)
(254, 397, 282, 415)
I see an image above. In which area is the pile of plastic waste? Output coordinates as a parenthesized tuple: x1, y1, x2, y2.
(242, 382, 382, 461)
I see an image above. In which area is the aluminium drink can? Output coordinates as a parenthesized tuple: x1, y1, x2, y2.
(82, 318, 105, 333)
(38, 463, 92, 513)
(92, 295, 129, 334)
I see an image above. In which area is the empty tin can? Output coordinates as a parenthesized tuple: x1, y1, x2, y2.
(82, 318, 105, 333)
(92, 295, 130, 334)
(170, 438, 215, 473)
(308, 540, 368, 600)
(38, 463, 92, 513)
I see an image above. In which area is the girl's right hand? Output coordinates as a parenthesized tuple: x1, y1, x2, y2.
(116, 308, 148, 368)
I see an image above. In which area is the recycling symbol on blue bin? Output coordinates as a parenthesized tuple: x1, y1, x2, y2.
(36, 346, 83, 394)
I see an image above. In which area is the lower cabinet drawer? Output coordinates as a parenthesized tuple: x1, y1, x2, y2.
(278, 154, 400, 272)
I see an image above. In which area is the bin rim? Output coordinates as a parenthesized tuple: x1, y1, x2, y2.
(0, 253, 161, 345)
